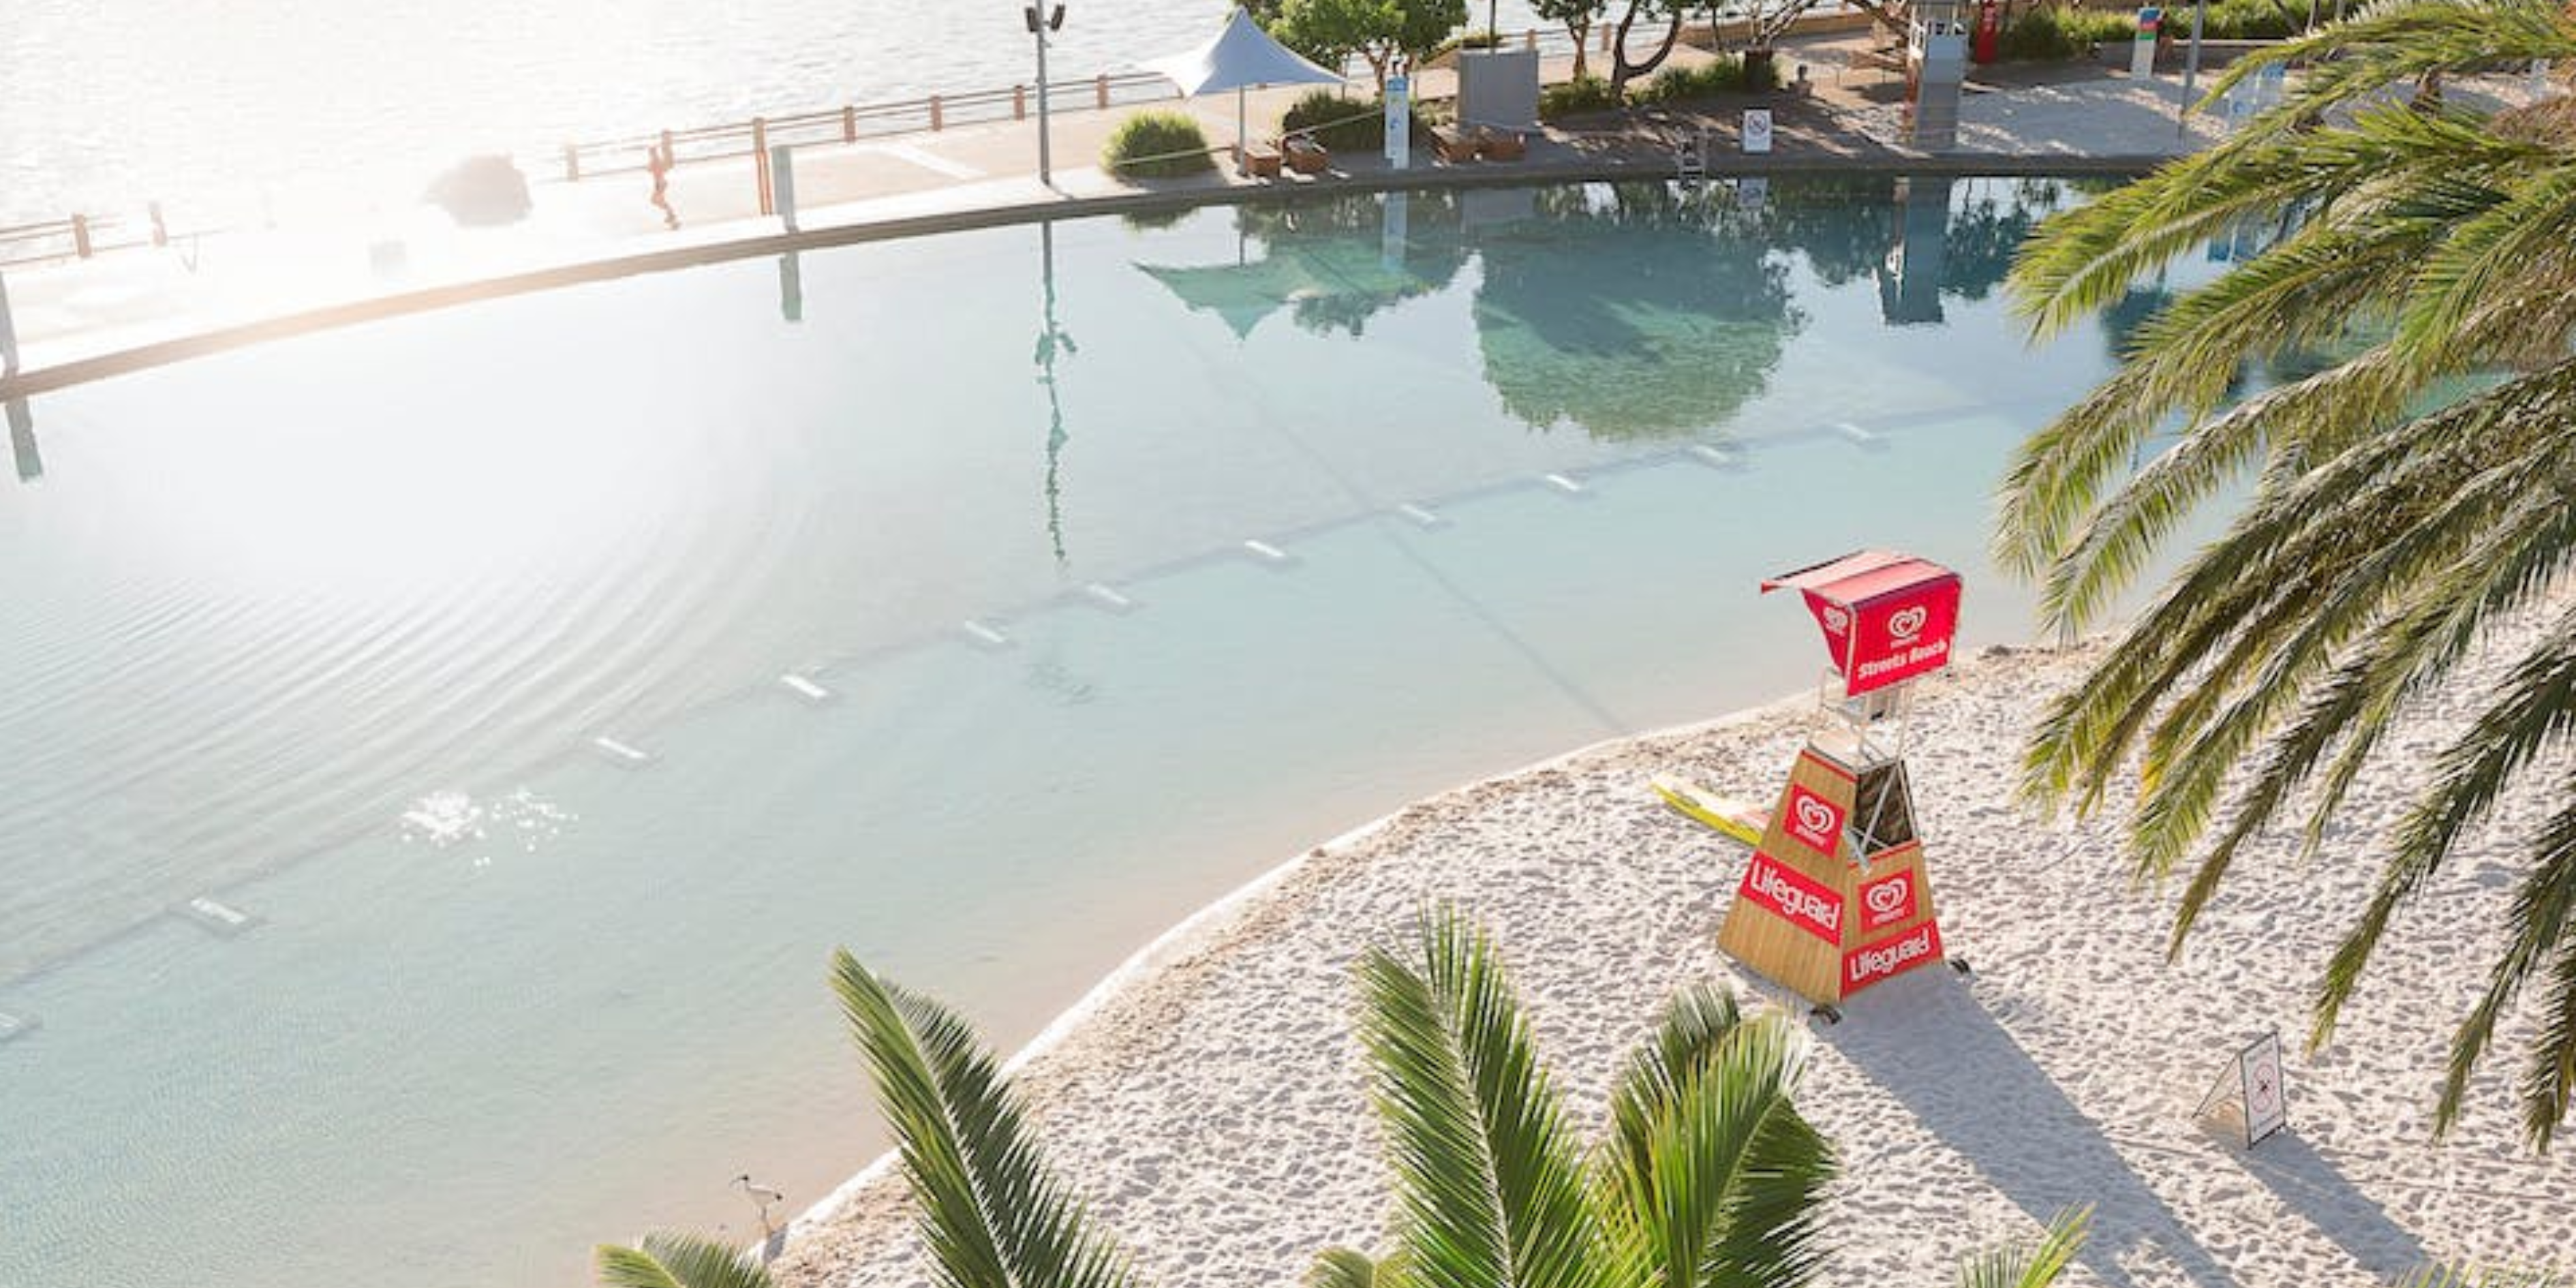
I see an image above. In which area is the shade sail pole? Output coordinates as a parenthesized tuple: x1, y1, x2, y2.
(1236, 85, 1248, 174)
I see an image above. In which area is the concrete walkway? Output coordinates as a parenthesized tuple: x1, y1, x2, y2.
(0, 37, 2267, 398)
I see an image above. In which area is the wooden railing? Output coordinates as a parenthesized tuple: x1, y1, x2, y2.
(551, 70, 1183, 182)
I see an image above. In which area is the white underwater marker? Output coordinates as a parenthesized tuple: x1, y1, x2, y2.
(592, 736, 652, 766)
(1082, 583, 1139, 614)
(1542, 472, 1587, 496)
(780, 673, 832, 703)
(1242, 539, 1293, 566)
(1833, 420, 1884, 447)
(1687, 443, 1743, 470)
(1396, 502, 1445, 529)
(0, 1011, 35, 1043)
(962, 619, 1013, 649)
(181, 895, 257, 936)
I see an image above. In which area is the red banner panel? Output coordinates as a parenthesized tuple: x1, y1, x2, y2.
(1764, 551, 1964, 697)
(1783, 783, 1845, 857)
(1857, 868, 1919, 934)
(1740, 852, 1845, 944)
(1841, 919, 1944, 994)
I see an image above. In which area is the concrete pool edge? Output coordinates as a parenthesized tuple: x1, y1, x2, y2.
(773, 675, 1829, 1250)
(0, 152, 2160, 402)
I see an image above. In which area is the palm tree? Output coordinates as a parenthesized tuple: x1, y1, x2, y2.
(1309, 908, 1836, 1288)
(1999, 0, 2576, 1146)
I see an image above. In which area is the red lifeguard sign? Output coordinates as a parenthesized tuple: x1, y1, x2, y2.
(1762, 550, 1963, 697)
(1712, 550, 1964, 1009)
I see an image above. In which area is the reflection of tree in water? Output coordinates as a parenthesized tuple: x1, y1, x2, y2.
(1752, 174, 2082, 301)
(1937, 177, 2079, 301)
(1137, 193, 1468, 341)
(1472, 182, 1800, 442)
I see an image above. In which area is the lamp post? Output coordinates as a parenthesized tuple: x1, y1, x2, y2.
(1026, 3, 1067, 186)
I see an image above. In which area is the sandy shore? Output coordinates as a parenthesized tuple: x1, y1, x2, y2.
(772, 640, 2573, 1288)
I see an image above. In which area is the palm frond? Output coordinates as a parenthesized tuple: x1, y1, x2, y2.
(1356, 909, 1604, 1288)
(1598, 1013, 1836, 1288)
(831, 950, 1135, 1288)
(594, 1233, 773, 1288)
(1954, 1207, 2091, 1288)
(1307, 1247, 1405, 1288)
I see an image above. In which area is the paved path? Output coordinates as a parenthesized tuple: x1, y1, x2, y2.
(0, 39, 2297, 397)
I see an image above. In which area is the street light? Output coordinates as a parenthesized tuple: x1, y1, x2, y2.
(1025, 3, 1068, 186)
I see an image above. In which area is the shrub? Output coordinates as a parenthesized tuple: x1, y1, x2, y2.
(1281, 88, 1386, 151)
(1103, 110, 1215, 178)
(1427, 27, 1503, 62)
(1995, 6, 2133, 61)
(1632, 54, 1780, 104)
(423, 155, 532, 226)
(1538, 76, 1621, 121)
(2202, 0, 2300, 39)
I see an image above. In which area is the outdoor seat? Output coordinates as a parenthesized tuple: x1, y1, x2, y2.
(1243, 142, 1283, 179)
(1432, 125, 1479, 164)
(1476, 129, 1526, 162)
(1283, 134, 1329, 174)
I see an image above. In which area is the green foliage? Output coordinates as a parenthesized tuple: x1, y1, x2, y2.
(831, 949, 1139, 1288)
(1957, 1208, 2093, 1288)
(1281, 88, 1387, 151)
(594, 1233, 773, 1288)
(1427, 27, 1503, 61)
(2200, 0, 2304, 39)
(1318, 908, 1835, 1288)
(1631, 54, 1779, 103)
(1103, 110, 1216, 179)
(1996, 6, 2135, 61)
(1538, 75, 1621, 121)
(1274, 0, 1467, 87)
(1999, 0, 2576, 1148)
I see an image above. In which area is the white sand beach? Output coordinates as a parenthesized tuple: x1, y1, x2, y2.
(773, 638, 2573, 1288)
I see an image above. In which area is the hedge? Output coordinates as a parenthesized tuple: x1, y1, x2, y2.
(1103, 110, 1216, 178)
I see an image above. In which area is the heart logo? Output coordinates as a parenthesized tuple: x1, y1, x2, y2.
(1794, 797, 1835, 840)
(1821, 604, 1850, 634)
(1865, 876, 1910, 916)
(1888, 605, 1929, 643)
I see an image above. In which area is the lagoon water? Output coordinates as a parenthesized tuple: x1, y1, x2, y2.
(0, 178, 2213, 1288)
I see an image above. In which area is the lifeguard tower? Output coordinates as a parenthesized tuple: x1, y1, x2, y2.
(1716, 550, 1962, 1008)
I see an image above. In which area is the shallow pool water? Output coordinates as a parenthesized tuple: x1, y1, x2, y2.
(0, 177, 2215, 1288)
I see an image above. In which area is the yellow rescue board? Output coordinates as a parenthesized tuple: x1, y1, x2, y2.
(1649, 774, 1768, 846)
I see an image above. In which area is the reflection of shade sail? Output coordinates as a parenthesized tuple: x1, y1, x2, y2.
(1141, 243, 1427, 340)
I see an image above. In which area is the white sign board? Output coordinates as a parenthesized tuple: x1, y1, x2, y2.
(1385, 74, 1411, 170)
(2239, 1030, 2287, 1145)
(2195, 1028, 2288, 1147)
(1743, 108, 1773, 155)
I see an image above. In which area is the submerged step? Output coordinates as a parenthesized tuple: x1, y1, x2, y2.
(592, 736, 653, 766)
(1082, 582, 1139, 614)
(1396, 502, 1445, 530)
(179, 895, 258, 936)
(960, 619, 1013, 649)
(1242, 539, 1295, 567)
(779, 673, 833, 703)
(1832, 420, 1884, 448)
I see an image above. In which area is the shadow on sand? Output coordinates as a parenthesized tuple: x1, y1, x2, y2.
(2216, 1115, 2428, 1280)
(1823, 972, 2238, 1288)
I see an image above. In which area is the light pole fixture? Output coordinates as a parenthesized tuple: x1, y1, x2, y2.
(1026, 3, 1068, 186)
